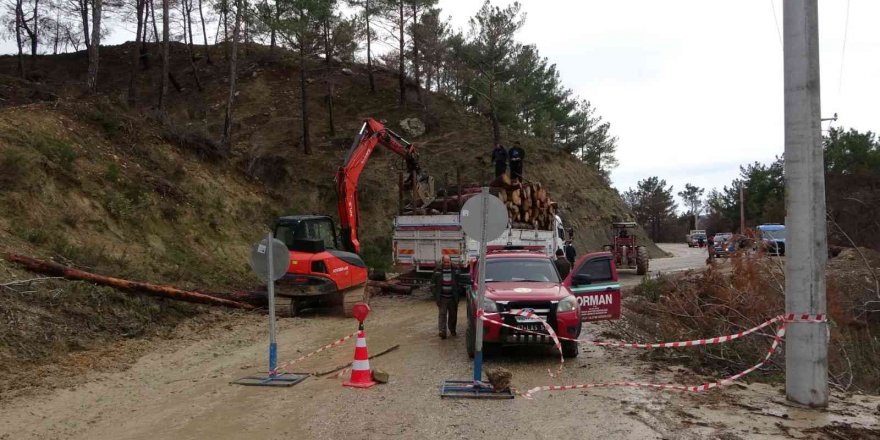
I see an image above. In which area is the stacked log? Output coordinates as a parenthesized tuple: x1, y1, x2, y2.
(413, 177, 558, 230)
(495, 179, 558, 230)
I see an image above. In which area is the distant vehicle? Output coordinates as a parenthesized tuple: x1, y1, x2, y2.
(756, 224, 786, 256)
(603, 222, 648, 275)
(463, 249, 621, 359)
(686, 230, 707, 247)
(712, 232, 734, 257)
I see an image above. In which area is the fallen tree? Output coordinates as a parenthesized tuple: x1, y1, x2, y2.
(4, 254, 257, 310)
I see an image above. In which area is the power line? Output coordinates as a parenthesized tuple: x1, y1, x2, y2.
(770, 0, 783, 48)
(838, 0, 851, 95)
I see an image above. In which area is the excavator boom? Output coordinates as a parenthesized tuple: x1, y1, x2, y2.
(335, 118, 424, 254)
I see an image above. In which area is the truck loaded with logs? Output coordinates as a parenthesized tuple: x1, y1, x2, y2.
(391, 172, 570, 279)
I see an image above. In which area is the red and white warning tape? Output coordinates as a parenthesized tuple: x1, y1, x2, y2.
(270, 331, 358, 376)
(476, 310, 826, 398)
(520, 322, 788, 398)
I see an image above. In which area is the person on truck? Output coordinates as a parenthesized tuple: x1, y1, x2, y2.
(554, 249, 571, 279)
(491, 143, 508, 178)
(509, 142, 525, 182)
(432, 255, 461, 339)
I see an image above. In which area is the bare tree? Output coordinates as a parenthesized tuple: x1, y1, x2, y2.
(158, 0, 168, 109)
(197, 0, 211, 63)
(127, 0, 146, 104)
(86, 0, 102, 93)
(221, 0, 241, 150)
(14, 0, 25, 77)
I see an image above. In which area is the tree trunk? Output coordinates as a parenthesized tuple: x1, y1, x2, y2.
(86, 0, 102, 94)
(410, 1, 422, 104)
(365, 0, 374, 94)
(397, 0, 404, 107)
(80, 0, 91, 49)
(127, 0, 145, 105)
(159, 0, 169, 110)
(300, 44, 311, 155)
(489, 81, 500, 145)
(5, 254, 256, 310)
(150, 0, 159, 43)
(323, 19, 334, 136)
(221, 0, 241, 151)
(197, 0, 211, 64)
(30, 0, 39, 64)
(14, 0, 24, 78)
(184, 0, 202, 91)
(53, 8, 60, 54)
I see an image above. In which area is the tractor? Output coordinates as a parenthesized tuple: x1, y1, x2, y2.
(602, 222, 649, 275)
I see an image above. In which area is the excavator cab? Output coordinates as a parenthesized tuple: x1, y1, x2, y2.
(274, 215, 339, 253)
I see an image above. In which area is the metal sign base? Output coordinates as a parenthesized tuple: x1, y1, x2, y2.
(232, 372, 309, 387)
(440, 380, 514, 399)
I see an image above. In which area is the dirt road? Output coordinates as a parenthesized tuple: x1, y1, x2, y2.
(2, 245, 877, 440)
(617, 243, 709, 287)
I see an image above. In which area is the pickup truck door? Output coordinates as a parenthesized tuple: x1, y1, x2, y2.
(563, 252, 621, 322)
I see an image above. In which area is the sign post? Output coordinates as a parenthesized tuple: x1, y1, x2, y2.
(233, 233, 307, 387)
(441, 187, 509, 399)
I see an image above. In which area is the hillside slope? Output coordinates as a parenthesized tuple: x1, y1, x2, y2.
(1, 42, 656, 260)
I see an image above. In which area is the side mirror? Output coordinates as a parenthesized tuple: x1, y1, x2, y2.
(573, 274, 592, 286)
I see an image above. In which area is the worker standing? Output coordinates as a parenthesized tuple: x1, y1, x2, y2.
(509, 142, 525, 182)
(563, 240, 577, 265)
(554, 249, 571, 279)
(432, 255, 460, 339)
(491, 143, 508, 178)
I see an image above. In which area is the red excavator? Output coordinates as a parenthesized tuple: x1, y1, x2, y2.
(273, 118, 433, 316)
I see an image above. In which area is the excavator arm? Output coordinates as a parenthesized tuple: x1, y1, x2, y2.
(336, 118, 422, 254)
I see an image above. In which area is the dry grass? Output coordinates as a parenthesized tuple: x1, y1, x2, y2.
(629, 250, 880, 393)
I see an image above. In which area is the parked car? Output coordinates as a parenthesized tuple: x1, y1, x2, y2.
(713, 232, 734, 257)
(686, 230, 707, 247)
(756, 224, 786, 256)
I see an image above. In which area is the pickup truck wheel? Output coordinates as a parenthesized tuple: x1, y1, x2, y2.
(289, 299, 301, 317)
(636, 246, 649, 275)
(562, 340, 579, 358)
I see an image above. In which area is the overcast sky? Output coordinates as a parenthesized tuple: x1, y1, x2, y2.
(3, 1, 878, 206)
(436, 0, 880, 202)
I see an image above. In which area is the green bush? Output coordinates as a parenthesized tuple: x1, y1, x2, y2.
(105, 163, 121, 182)
(87, 110, 122, 137)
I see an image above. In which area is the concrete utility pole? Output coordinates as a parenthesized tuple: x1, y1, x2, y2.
(783, 0, 828, 407)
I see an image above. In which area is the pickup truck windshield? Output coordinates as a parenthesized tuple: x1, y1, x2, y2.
(484, 258, 560, 283)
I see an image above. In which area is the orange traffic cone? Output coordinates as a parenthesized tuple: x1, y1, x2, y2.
(343, 329, 376, 388)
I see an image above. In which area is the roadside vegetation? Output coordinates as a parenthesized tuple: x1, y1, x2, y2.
(628, 249, 880, 393)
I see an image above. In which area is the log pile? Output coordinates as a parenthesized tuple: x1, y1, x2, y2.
(413, 175, 558, 230)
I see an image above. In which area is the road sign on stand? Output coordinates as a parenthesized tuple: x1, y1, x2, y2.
(233, 233, 306, 387)
(441, 188, 512, 399)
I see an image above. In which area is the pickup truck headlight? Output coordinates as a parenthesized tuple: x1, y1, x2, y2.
(481, 297, 498, 313)
(557, 295, 577, 313)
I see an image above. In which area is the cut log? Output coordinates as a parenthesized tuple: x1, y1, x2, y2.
(4, 254, 256, 310)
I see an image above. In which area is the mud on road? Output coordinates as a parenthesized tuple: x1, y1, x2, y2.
(2, 245, 878, 440)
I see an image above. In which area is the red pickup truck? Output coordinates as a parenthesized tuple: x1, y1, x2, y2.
(464, 250, 621, 359)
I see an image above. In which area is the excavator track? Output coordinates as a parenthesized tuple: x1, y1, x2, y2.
(341, 284, 370, 318)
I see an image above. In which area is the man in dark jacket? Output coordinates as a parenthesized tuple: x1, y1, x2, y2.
(491, 143, 508, 177)
(432, 255, 461, 339)
(563, 240, 577, 265)
(508, 142, 525, 182)
(554, 249, 571, 279)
